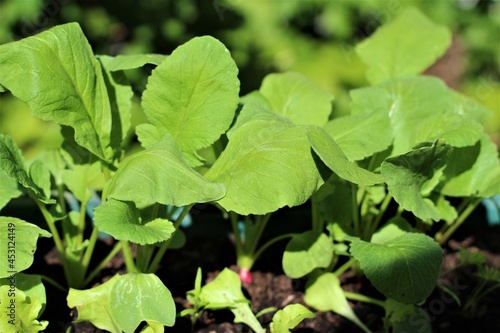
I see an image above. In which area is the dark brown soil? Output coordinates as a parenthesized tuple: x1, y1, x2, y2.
(30, 212, 500, 333)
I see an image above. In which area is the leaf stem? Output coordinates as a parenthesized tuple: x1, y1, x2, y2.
(81, 226, 99, 274)
(121, 240, 137, 273)
(83, 241, 123, 286)
(334, 258, 355, 277)
(147, 204, 193, 273)
(40, 274, 67, 292)
(364, 193, 392, 240)
(252, 233, 297, 264)
(247, 213, 272, 256)
(344, 291, 385, 308)
(351, 184, 360, 237)
(435, 198, 481, 245)
(76, 199, 89, 247)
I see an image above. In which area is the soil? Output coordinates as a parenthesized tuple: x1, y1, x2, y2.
(24, 202, 500, 333)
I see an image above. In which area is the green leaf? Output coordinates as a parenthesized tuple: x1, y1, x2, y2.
(371, 217, 415, 244)
(106, 133, 225, 207)
(205, 117, 322, 215)
(304, 273, 370, 333)
(283, 231, 335, 278)
(67, 275, 122, 333)
(94, 199, 175, 245)
(350, 77, 484, 156)
(324, 109, 392, 161)
(0, 273, 46, 317)
(199, 268, 264, 333)
(0, 23, 118, 162)
(270, 304, 314, 333)
(0, 134, 53, 204)
(111, 273, 176, 332)
(139, 36, 240, 162)
(381, 141, 450, 221)
(391, 307, 431, 333)
(356, 7, 451, 84)
(348, 233, 442, 304)
(259, 72, 333, 126)
(0, 217, 51, 278)
(62, 161, 102, 203)
(98, 54, 166, 71)
(306, 126, 385, 186)
(0, 285, 48, 332)
(442, 134, 500, 197)
(0, 169, 21, 210)
(28, 160, 52, 200)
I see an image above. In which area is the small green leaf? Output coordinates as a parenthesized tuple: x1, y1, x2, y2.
(381, 141, 450, 221)
(283, 231, 335, 278)
(383, 298, 417, 326)
(323, 109, 392, 161)
(0, 134, 53, 204)
(199, 268, 264, 333)
(106, 133, 225, 207)
(206, 117, 322, 215)
(270, 303, 314, 333)
(67, 275, 122, 333)
(62, 161, 102, 203)
(356, 7, 451, 84)
(304, 273, 370, 333)
(111, 273, 176, 332)
(0, 285, 48, 332)
(94, 199, 175, 245)
(442, 134, 500, 197)
(306, 126, 385, 186)
(391, 307, 431, 333)
(28, 160, 52, 200)
(98, 54, 166, 71)
(0, 273, 46, 317)
(348, 233, 442, 304)
(139, 36, 240, 161)
(0, 217, 51, 278)
(371, 217, 415, 244)
(259, 72, 333, 126)
(0, 169, 21, 210)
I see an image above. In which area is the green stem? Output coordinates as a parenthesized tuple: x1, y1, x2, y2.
(436, 198, 481, 245)
(351, 184, 360, 237)
(344, 291, 385, 308)
(121, 240, 137, 273)
(81, 226, 99, 274)
(147, 205, 193, 273)
(334, 258, 355, 277)
(247, 213, 272, 255)
(40, 275, 67, 292)
(76, 199, 88, 247)
(83, 241, 123, 286)
(252, 233, 297, 264)
(230, 211, 244, 256)
(311, 195, 323, 232)
(364, 193, 392, 240)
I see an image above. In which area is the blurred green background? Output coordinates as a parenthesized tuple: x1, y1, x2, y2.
(0, 0, 498, 159)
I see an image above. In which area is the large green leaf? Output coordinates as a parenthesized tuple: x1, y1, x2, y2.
(324, 109, 392, 161)
(139, 36, 240, 162)
(306, 126, 385, 186)
(381, 141, 450, 221)
(349, 77, 484, 156)
(0, 285, 48, 332)
(283, 231, 335, 278)
(0, 217, 51, 278)
(94, 199, 175, 245)
(356, 7, 451, 85)
(111, 273, 176, 332)
(442, 134, 500, 197)
(68, 275, 122, 333)
(259, 72, 333, 126)
(270, 304, 314, 333)
(304, 273, 370, 333)
(348, 233, 442, 304)
(0, 23, 118, 162)
(0, 135, 53, 204)
(106, 134, 225, 207)
(205, 118, 322, 215)
(0, 169, 21, 210)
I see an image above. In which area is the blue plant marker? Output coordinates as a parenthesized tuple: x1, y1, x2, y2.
(167, 205, 193, 228)
(64, 192, 110, 240)
(482, 194, 500, 226)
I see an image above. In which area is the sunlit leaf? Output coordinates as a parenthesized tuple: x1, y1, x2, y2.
(348, 233, 442, 304)
(356, 7, 451, 84)
(0, 169, 21, 210)
(270, 304, 314, 333)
